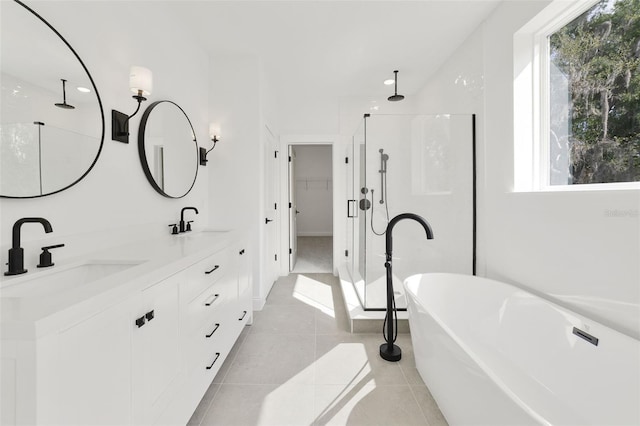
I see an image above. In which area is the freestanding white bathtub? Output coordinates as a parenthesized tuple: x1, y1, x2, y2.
(404, 273, 640, 426)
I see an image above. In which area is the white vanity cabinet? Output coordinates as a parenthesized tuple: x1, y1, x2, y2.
(237, 247, 252, 325)
(1, 233, 253, 426)
(35, 298, 134, 426)
(165, 244, 253, 425)
(132, 272, 182, 426)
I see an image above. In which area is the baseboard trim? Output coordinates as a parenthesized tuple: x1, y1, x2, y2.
(253, 297, 265, 311)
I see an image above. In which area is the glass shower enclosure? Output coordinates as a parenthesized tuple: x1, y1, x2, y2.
(346, 113, 476, 310)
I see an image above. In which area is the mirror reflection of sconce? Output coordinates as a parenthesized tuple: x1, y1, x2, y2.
(199, 123, 220, 166)
(111, 66, 153, 143)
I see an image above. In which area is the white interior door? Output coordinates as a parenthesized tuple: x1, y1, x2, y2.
(263, 127, 279, 290)
(288, 146, 298, 271)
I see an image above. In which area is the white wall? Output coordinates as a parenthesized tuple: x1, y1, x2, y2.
(293, 145, 333, 237)
(2, 2, 281, 312)
(415, 0, 640, 338)
(207, 53, 267, 307)
(1, 1, 210, 271)
(0, 1, 209, 269)
(482, 1, 639, 338)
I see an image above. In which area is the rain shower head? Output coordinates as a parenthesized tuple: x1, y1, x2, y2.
(387, 70, 404, 102)
(54, 79, 75, 109)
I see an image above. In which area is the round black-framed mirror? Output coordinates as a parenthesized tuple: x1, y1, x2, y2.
(138, 100, 198, 199)
(0, 0, 105, 199)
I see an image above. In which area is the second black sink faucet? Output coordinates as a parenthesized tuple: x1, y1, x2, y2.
(5, 217, 53, 276)
(180, 207, 198, 233)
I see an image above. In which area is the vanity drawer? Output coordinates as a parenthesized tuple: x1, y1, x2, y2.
(184, 272, 237, 333)
(185, 312, 233, 374)
(181, 248, 232, 303)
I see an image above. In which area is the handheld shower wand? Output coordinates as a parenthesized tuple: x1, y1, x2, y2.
(379, 149, 389, 204)
(371, 149, 391, 235)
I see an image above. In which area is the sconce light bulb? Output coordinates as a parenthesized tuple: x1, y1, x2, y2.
(129, 66, 153, 96)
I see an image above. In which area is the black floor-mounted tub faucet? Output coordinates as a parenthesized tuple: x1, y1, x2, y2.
(380, 213, 434, 362)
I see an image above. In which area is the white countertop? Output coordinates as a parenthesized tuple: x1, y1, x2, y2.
(0, 230, 243, 340)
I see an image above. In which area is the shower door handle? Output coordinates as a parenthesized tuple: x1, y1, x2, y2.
(347, 200, 357, 218)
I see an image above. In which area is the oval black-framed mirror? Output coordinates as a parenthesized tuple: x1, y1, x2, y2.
(0, 0, 105, 199)
(138, 100, 198, 198)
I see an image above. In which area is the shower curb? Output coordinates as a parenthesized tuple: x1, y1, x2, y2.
(338, 265, 410, 334)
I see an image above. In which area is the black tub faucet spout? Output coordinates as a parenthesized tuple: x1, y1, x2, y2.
(380, 213, 434, 362)
(179, 207, 199, 233)
(5, 217, 53, 276)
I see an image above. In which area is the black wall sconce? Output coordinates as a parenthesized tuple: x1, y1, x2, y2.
(112, 66, 153, 143)
(200, 123, 220, 166)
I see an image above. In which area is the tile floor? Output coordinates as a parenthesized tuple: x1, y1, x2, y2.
(188, 273, 448, 426)
(292, 237, 333, 273)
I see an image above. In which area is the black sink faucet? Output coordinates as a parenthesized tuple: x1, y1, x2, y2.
(179, 207, 198, 233)
(5, 217, 53, 276)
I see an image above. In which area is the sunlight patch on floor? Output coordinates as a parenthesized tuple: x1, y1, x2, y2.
(293, 274, 337, 318)
(257, 342, 376, 425)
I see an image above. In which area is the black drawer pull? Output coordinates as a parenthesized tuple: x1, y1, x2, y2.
(145, 310, 154, 321)
(205, 265, 220, 274)
(206, 352, 221, 370)
(205, 293, 220, 306)
(238, 310, 247, 321)
(206, 323, 220, 338)
(135, 316, 146, 328)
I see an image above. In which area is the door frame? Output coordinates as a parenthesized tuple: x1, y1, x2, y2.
(279, 135, 340, 276)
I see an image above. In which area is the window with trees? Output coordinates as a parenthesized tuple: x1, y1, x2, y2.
(548, 0, 640, 185)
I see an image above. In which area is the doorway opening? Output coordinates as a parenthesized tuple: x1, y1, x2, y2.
(288, 144, 333, 273)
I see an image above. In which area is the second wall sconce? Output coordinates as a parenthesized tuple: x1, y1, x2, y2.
(112, 66, 153, 143)
(200, 123, 220, 166)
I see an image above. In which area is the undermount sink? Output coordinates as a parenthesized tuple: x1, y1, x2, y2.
(177, 229, 230, 237)
(0, 260, 144, 299)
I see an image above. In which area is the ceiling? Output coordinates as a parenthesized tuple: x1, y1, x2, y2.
(171, 1, 501, 100)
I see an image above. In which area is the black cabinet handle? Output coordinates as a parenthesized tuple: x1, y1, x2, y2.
(265, 218, 273, 224)
(135, 316, 146, 328)
(206, 323, 220, 338)
(205, 293, 220, 306)
(205, 265, 220, 274)
(205, 352, 221, 370)
(145, 310, 154, 321)
(238, 310, 247, 321)
(239, 249, 245, 255)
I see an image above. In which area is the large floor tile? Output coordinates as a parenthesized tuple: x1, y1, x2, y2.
(292, 237, 333, 273)
(395, 334, 425, 385)
(411, 385, 449, 426)
(313, 384, 428, 426)
(223, 333, 316, 385)
(250, 304, 316, 334)
(187, 383, 220, 426)
(200, 384, 315, 426)
(315, 334, 407, 385)
(190, 273, 447, 425)
(315, 307, 351, 335)
(213, 325, 250, 384)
